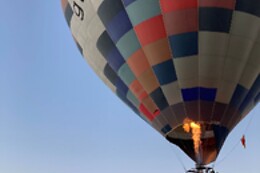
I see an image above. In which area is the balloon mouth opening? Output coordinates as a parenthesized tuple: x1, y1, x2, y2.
(165, 122, 229, 165)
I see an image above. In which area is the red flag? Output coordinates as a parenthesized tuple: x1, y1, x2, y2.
(241, 135, 246, 148)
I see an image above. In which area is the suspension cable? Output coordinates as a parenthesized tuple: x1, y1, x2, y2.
(168, 144, 187, 172)
(214, 139, 240, 166)
(214, 107, 258, 167)
(243, 107, 257, 134)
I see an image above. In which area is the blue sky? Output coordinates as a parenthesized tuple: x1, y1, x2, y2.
(0, 1, 259, 173)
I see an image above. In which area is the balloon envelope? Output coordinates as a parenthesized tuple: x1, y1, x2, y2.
(61, 0, 260, 165)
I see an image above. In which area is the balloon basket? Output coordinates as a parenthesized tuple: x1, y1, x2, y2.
(186, 165, 218, 173)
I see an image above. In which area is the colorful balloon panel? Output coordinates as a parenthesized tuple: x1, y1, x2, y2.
(62, 0, 260, 165)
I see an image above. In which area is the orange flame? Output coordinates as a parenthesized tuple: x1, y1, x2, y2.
(183, 119, 202, 155)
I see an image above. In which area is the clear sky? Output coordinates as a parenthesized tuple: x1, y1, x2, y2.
(0, 1, 259, 173)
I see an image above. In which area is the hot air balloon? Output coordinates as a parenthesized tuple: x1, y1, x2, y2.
(61, 0, 260, 172)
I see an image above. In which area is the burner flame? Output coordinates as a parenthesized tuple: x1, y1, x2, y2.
(183, 119, 202, 155)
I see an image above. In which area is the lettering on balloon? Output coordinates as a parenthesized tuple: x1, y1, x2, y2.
(73, 0, 84, 20)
